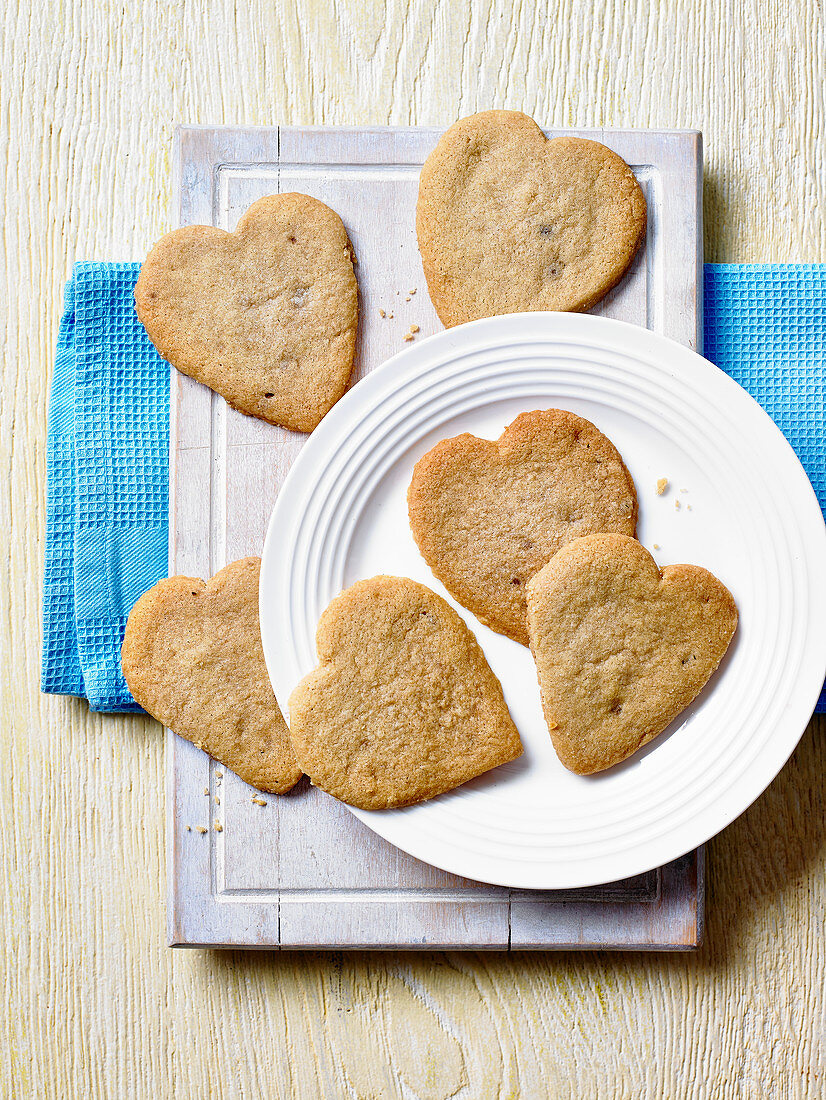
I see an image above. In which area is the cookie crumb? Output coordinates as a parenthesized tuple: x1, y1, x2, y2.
(186, 825, 192, 832)
(687, 504, 693, 511)
(214, 821, 223, 833)
(215, 796, 220, 805)
(204, 787, 209, 796)
(547, 722, 559, 730)
(379, 308, 386, 318)
(409, 288, 417, 295)
(196, 826, 207, 834)
(388, 312, 394, 319)
(675, 499, 681, 510)
(653, 543, 661, 550)
(410, 324, 420, 333)
(403, 333, 414, 342)
(405, 296, 411, 302)
(656, 478, 668, 495)
(215, 771, 223, 779)
(251, 797, 268, 807)
(680, 488, 688, 494)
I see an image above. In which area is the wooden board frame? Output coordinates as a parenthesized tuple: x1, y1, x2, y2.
(167, 125, 704, 950)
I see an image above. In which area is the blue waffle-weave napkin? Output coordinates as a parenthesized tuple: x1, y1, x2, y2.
(704, 265, 825, 712)
(42, 263, 169, 711)
(42, 263, 825, 713)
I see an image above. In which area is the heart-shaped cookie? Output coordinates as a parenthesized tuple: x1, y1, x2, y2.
(288, 576, 522, 809)
(526, 534, 738, 774)
(135, 193, 358, 432)
(408, 409, 638, 646)
(122, 557, 301, 793)
(416, 110, 647, 325)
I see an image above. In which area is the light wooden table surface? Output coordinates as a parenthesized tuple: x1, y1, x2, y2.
(3, 1, 824, 1096)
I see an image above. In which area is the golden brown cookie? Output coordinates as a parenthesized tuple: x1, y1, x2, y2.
(416, 110, 647, 326)
(526, 534, 738, 775)
(407, 409, 638, 646)
(135, 193, 358, 432)
(121, 557, 301, 793)
(287, 576, 522, 809)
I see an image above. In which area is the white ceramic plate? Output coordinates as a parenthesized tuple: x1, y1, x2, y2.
(260, 313, 826, 889)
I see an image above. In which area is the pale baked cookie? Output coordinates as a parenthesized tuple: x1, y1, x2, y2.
(408, 409, 638, 646)
(416, 110, 647, 325)
(526, 534, 738, 775)
(288, 576, 522, 809)
(135, 193, 358, 432)
(122, 557, 301, 793)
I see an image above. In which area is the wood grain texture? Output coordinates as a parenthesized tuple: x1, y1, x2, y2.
(3, 0, 824, 1094)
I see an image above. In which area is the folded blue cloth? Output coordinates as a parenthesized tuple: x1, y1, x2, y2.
(42, 263, 825, 713)
(704, 265, 825, 712)
(42, 263, 169, 711)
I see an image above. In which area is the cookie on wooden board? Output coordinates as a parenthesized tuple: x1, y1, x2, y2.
(135, 193, 358, 432)
(407, 409, 638, 646)
(416, 110, 647, 326)
(122, 557, 302, 794)
(526, 534, 738, 775)
(287, 576, 523, 809)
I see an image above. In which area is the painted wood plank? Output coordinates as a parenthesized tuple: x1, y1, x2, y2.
(168, 124, 703, 949)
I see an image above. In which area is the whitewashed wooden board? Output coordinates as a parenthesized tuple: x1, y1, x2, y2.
(167, 125, 704, 949)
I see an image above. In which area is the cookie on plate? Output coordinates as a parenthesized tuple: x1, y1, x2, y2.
(416, 110, 647, 326)
(526, 534, 738, 775)
(135, 193, 358, 432)
(408, 409, 638, 645)
(287, 576, 523, 809)
(122, 557, 302, 794)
